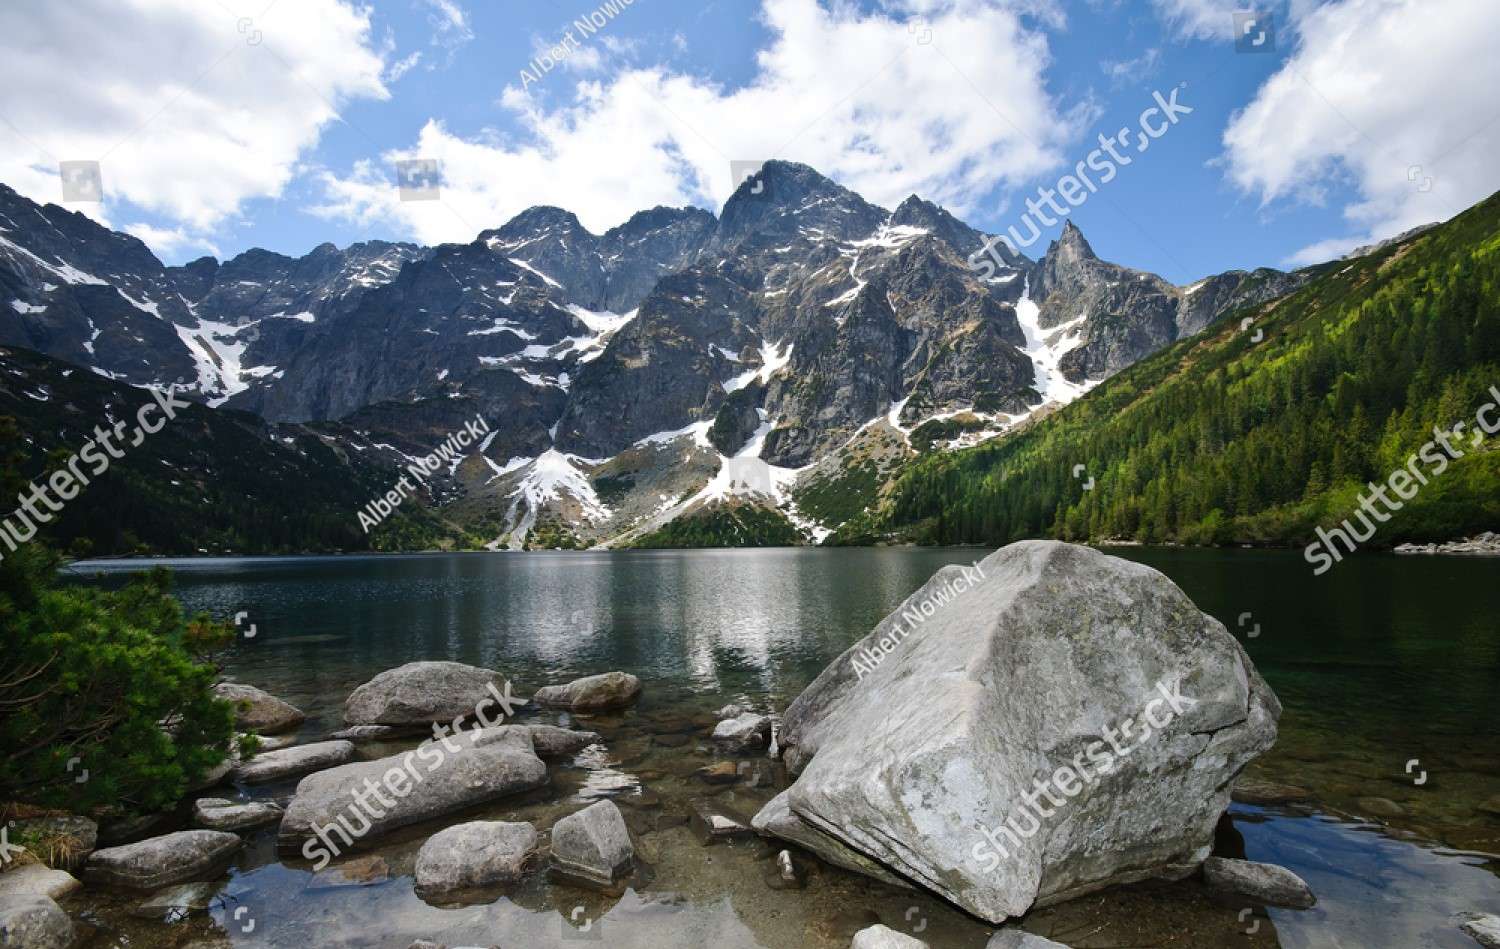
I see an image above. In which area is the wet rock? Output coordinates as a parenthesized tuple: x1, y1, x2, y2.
(415, 821, 538, 897)
(214, 682, 305, 734)
(986, 932, 1072, 948)
(1232, 779, 1313, 806)
(1203, 856, 1316, 909)
(192, 798, 283, 832)
(279, 737, 548, 851)
(0, 865, 81, 902)
(717, 704, 747, 718)
(1357, 797, 1407, 819)
(84, 830, 241, 890)
(130, 881, 219, 921)
(757, 541, 1280, 924)
(524, 724, 603, 758)
(232, 740, 356, 785)
(550, 801, 635, 888)
(712, 713, 772, 752)
(344, 661, 506, 726)
(250, 733, 299, 752)
(696, 762, 739, 785)
(533, 672, 642, 712)
(0, 895, 73, 948)
(752, 791, 912, 889)
(328, 725, 403, 742)
(9, 816, 98, 869)
(764, 849, 807, 890)
(1460, 913, 1500, 947)
(308, 854, 389, 889)
(688, 800, 755, 845)
(851, 924, 929, 948)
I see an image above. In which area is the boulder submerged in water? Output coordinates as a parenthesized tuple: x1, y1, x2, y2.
(214, 682, 305, 735)
(414, 820, 538, 898)
(84, 830, 242, 890)
(343, 661, 508, 726)
(754, 540, 1281, 925)
(532, 672, 641, 712)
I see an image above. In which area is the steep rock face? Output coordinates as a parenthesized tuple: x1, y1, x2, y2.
(709, 160, 889, 257)
(1174, 268, 1311, 337)
(757, 541, 1280, 924)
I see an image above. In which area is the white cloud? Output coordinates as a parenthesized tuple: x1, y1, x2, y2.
(1221, 0, 1500, 265)
(0, 0, 388, 254)
(422, 0, 474, 63)
(1101, 48, 1161, 85)
(124, 222, 220, 259)
(386, 50, 424, 83)
(314, 0, 1080, 245)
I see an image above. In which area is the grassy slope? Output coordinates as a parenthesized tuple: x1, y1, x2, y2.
(858, 191, 1500, 549)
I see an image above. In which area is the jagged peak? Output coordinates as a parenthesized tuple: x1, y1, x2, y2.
(1049, 219, 1097, 264)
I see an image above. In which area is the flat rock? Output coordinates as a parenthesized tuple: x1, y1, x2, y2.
(550, 801, 634, 888)
(1460, 913, 1500, 948)
(343, 661, 505, 726)
(279, 736, 547, 851)
(215, 682, 305, 735)
(0, 895, 73, 948)
(1203, 856, 1316, 908)
(532, 672, 641, 712)
(130, 881, 219, 921)
(987, 931, 1073, 948)
(523, 724, 602, 758)
(415, 821, 538, 897)
(851, 924, 929, 948)
(84, 830, 241, 890)
(329, 725, 403, 741)
(308, 855, 389, 889)
(0, 865, 81, 902)
(232, 740, 356, 785)
(689, 800, 755, 845)
(696, 761, 739, 785)
(1232, 779, 1313, 806)
(250, 733, 300, 752)
(712, 713, 772, 752)
(756, 541, 1281, 924)
(192, 798, 283, 831)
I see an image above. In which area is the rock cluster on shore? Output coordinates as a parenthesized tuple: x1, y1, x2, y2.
(1394, 531, 1500, 556)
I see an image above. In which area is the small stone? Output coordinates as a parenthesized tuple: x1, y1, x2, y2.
(524, 725, 603, 758)
(851, 923, 930, 948)
(696, 761, 739, 785)
(986, 931, 1073, 948)
(1357, 796, 1407, 819)
(1460, 913, 1500, 948)
(1203, 856, 1316, 909)
(0, 865, 81, 902)
(1232, 779, 1313, 806)
(414, 821, 537, 897)
(763, 849, 807, 890)
(130, 882, 219, 922)
(307, 854, 389, 890)
(688, 800, 754, 845)
(0, 895, 74, 948)
(192, 799, 283, 832)
(84, 831, 242, 890)
(711, 713, 772, 752)
(215, 682, 305, 734)
(549, 801, 634, 889)
(233, 740, 357, 785)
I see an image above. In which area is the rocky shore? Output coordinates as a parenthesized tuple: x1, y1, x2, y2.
(1394, 531, 1500, 556)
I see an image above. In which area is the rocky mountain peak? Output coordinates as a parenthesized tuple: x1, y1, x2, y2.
(713, 160, 888, 252)
(1052, 219, 1096, 263)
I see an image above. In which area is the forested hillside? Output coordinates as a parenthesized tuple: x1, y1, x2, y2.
(863, 191, 1500, 548)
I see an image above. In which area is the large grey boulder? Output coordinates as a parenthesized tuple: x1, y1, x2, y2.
(214, 682, 305, 735)
(193, 798, 284, 831)
(232, 740, 356, 785)
(851, 925, 929, 948)
(0, 895, 73, 948)
(1203, 857, 1315, 908)
(549, 800, 634, 887)
(278, 730, 547, 851)
(755, 541, 1280, 925)
(84, 830, 242, 890)
(532, 672, 641, 712)
(0, 864, 81, 901)
(343, 661, 506, 726)
(414, 821, 537, 897)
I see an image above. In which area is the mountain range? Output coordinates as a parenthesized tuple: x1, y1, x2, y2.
(1, 161, 1315, 551)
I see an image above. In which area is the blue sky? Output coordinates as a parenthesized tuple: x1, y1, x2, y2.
(1, 0, 1494, 284)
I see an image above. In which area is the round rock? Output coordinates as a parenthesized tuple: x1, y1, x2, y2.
(343, 661, 506, 726)
(532, 672, 641, 712)
(214, 682, 305, 735)
(414, 820, 538, 897)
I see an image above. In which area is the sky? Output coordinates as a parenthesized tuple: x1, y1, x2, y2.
(0, 0, 1495, 284)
